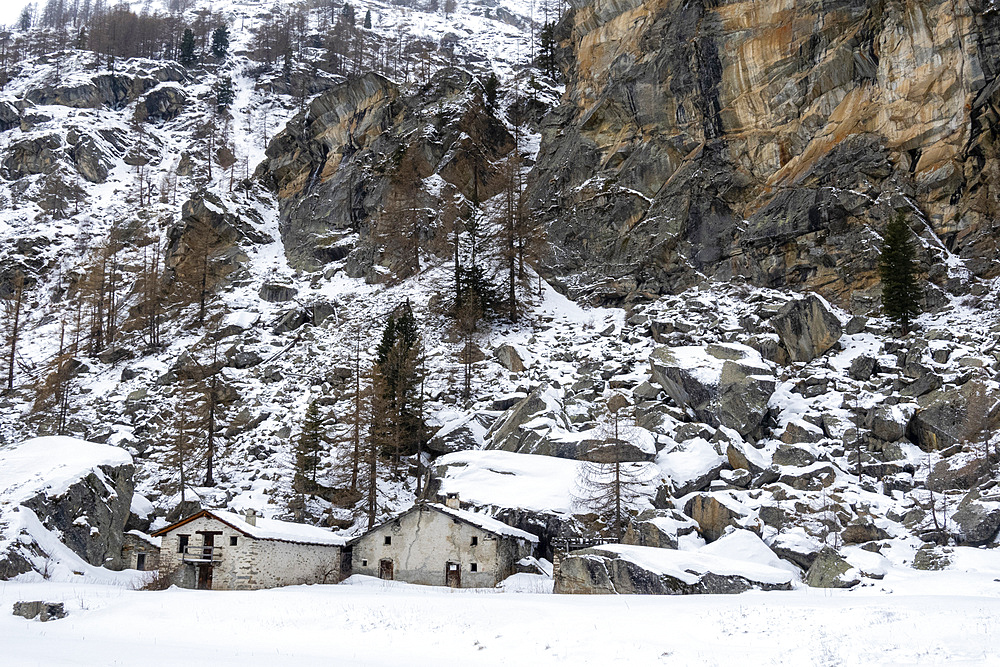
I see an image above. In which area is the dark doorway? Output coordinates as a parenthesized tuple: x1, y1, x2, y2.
(446, 562, 461, 588)
(197, 534, 215, 589)
(197, 565, 213, 589)
(340, 548, 353, 578)
(136, 553, 146, 571)
(379, 558, 394, 580)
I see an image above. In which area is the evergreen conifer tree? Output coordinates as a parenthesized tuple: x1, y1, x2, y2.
(364, 9, 372, 29)
(373, 304, 424, 470)
(295, 401, 328, 487)
(878, 213, 922, 334)
(215, 76, 235, 111)
(211, 26, 229, 59)
(179, 28, 196, 66)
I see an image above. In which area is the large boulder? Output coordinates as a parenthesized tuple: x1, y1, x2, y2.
(622, 509, 699, 549)
(134, 83, 188, 123)
(555, 539, 792, 594)
(0, 437, 135, 578)
(683, 493, 753, 543)
(494, 343, 528, 373)
(804, 547, 860, 588)
(907, 381, 1000, 452)
(426, 412, 495, 455)
(770, 294, 843, 364)
(950, 488, 1000, 547)
(4, 134, 61, 179)
(648, 343, 774, 438)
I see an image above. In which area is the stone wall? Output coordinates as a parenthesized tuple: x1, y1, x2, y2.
(351, 506, 533, 588)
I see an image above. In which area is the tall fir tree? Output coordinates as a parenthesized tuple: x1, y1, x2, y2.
(179, 28, 196, 66)
(878, 213, 922, 335)
(211, 26, 230, 59)
(374, 303, 424, 471)
(295, 401, 328, 488)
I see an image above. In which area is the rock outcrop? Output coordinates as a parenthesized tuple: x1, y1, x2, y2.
(529, 0, 1000, 304)
(258, 68, 514, 277)
(0, 438, 135, 579)
(770, 294, 843, 363)
(649, 343, 775, 438)
(555, 539, 792, 594)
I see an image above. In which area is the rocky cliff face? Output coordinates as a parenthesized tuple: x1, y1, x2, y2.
(258, 68, 514, 278)
(530, 0, 1000, 305)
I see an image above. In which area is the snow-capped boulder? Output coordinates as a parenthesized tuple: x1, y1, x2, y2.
(869, 404, 915, 442)
(554, 542, 793, 595)
(770, 293, 843, 363)
(648, 343, 775, 438)
(0, 437, 135, 579)
(426, 412, 493, 454)
(622, 509, 699, 549)
(683, 493, 756, 542)
(804, 547, 860, 588)
(907, 381, 1000, 452)
(494, 343, 528, 373)
(950, 488, 1000, 547)
(0, 101, 19, 132)
(3, 134, 61, 179)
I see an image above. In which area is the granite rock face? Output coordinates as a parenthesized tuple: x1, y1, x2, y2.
(528, 0, 1000, 304)
(258, 69, 514, 278)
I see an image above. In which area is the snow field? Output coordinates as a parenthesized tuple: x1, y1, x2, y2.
(4, 569, 1000, 666)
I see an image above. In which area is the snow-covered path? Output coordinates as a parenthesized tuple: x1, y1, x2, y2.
(4, 572, 1000, 666)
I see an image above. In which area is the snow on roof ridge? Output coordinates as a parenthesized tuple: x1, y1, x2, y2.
(208, 509, 345, 546)
(424, 502, 538, 542)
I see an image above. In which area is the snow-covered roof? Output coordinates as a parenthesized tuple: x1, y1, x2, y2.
(153, 510, 345, 547)
(422, 503, 538, 543)
(126, 530, 162, 549)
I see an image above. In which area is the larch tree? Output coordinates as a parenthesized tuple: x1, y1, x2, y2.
(878, 213, 922, 335)
(574, 395, 649, 540)
(2, 270, 25, 393)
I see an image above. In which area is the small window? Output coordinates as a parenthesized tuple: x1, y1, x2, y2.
(384, 536, 392, 545)
(470, 563, 478, 572)
(362, 559, 368, 567)
(178, 535, 189, 554)
(136, 553, 146, 571)
(230, 536, 238, 546)
(471, 536, 478, 546)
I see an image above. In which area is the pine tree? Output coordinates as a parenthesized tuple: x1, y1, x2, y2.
(363, 9, 371, 29)
(878, 213, 922, 335)
(295, 401, 328, 488)
(214, 75, 234, 111)
(210, 25, 229, 59)
(373, 303, 424, 471)
(538, 22, 557, 78)
(484, 72, 499, 108)
(178, 28, 196, 65)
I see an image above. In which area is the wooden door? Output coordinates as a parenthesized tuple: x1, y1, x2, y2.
(379, 559, 394, 580)
(136, 553, 146, 571)
(197, 534, 215, 589)
(446, 562, 461, 588)
(197, 565, 213, 589)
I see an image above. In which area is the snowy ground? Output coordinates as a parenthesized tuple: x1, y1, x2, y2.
(4, 569, 1000, 666)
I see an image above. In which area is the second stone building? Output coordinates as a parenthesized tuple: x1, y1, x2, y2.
(348, 495, 537, 588)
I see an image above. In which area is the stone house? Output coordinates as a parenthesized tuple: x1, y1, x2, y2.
(152, 509, 345, 590)
(121, 530, 161, 572)
(349, 495, 537, 588)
